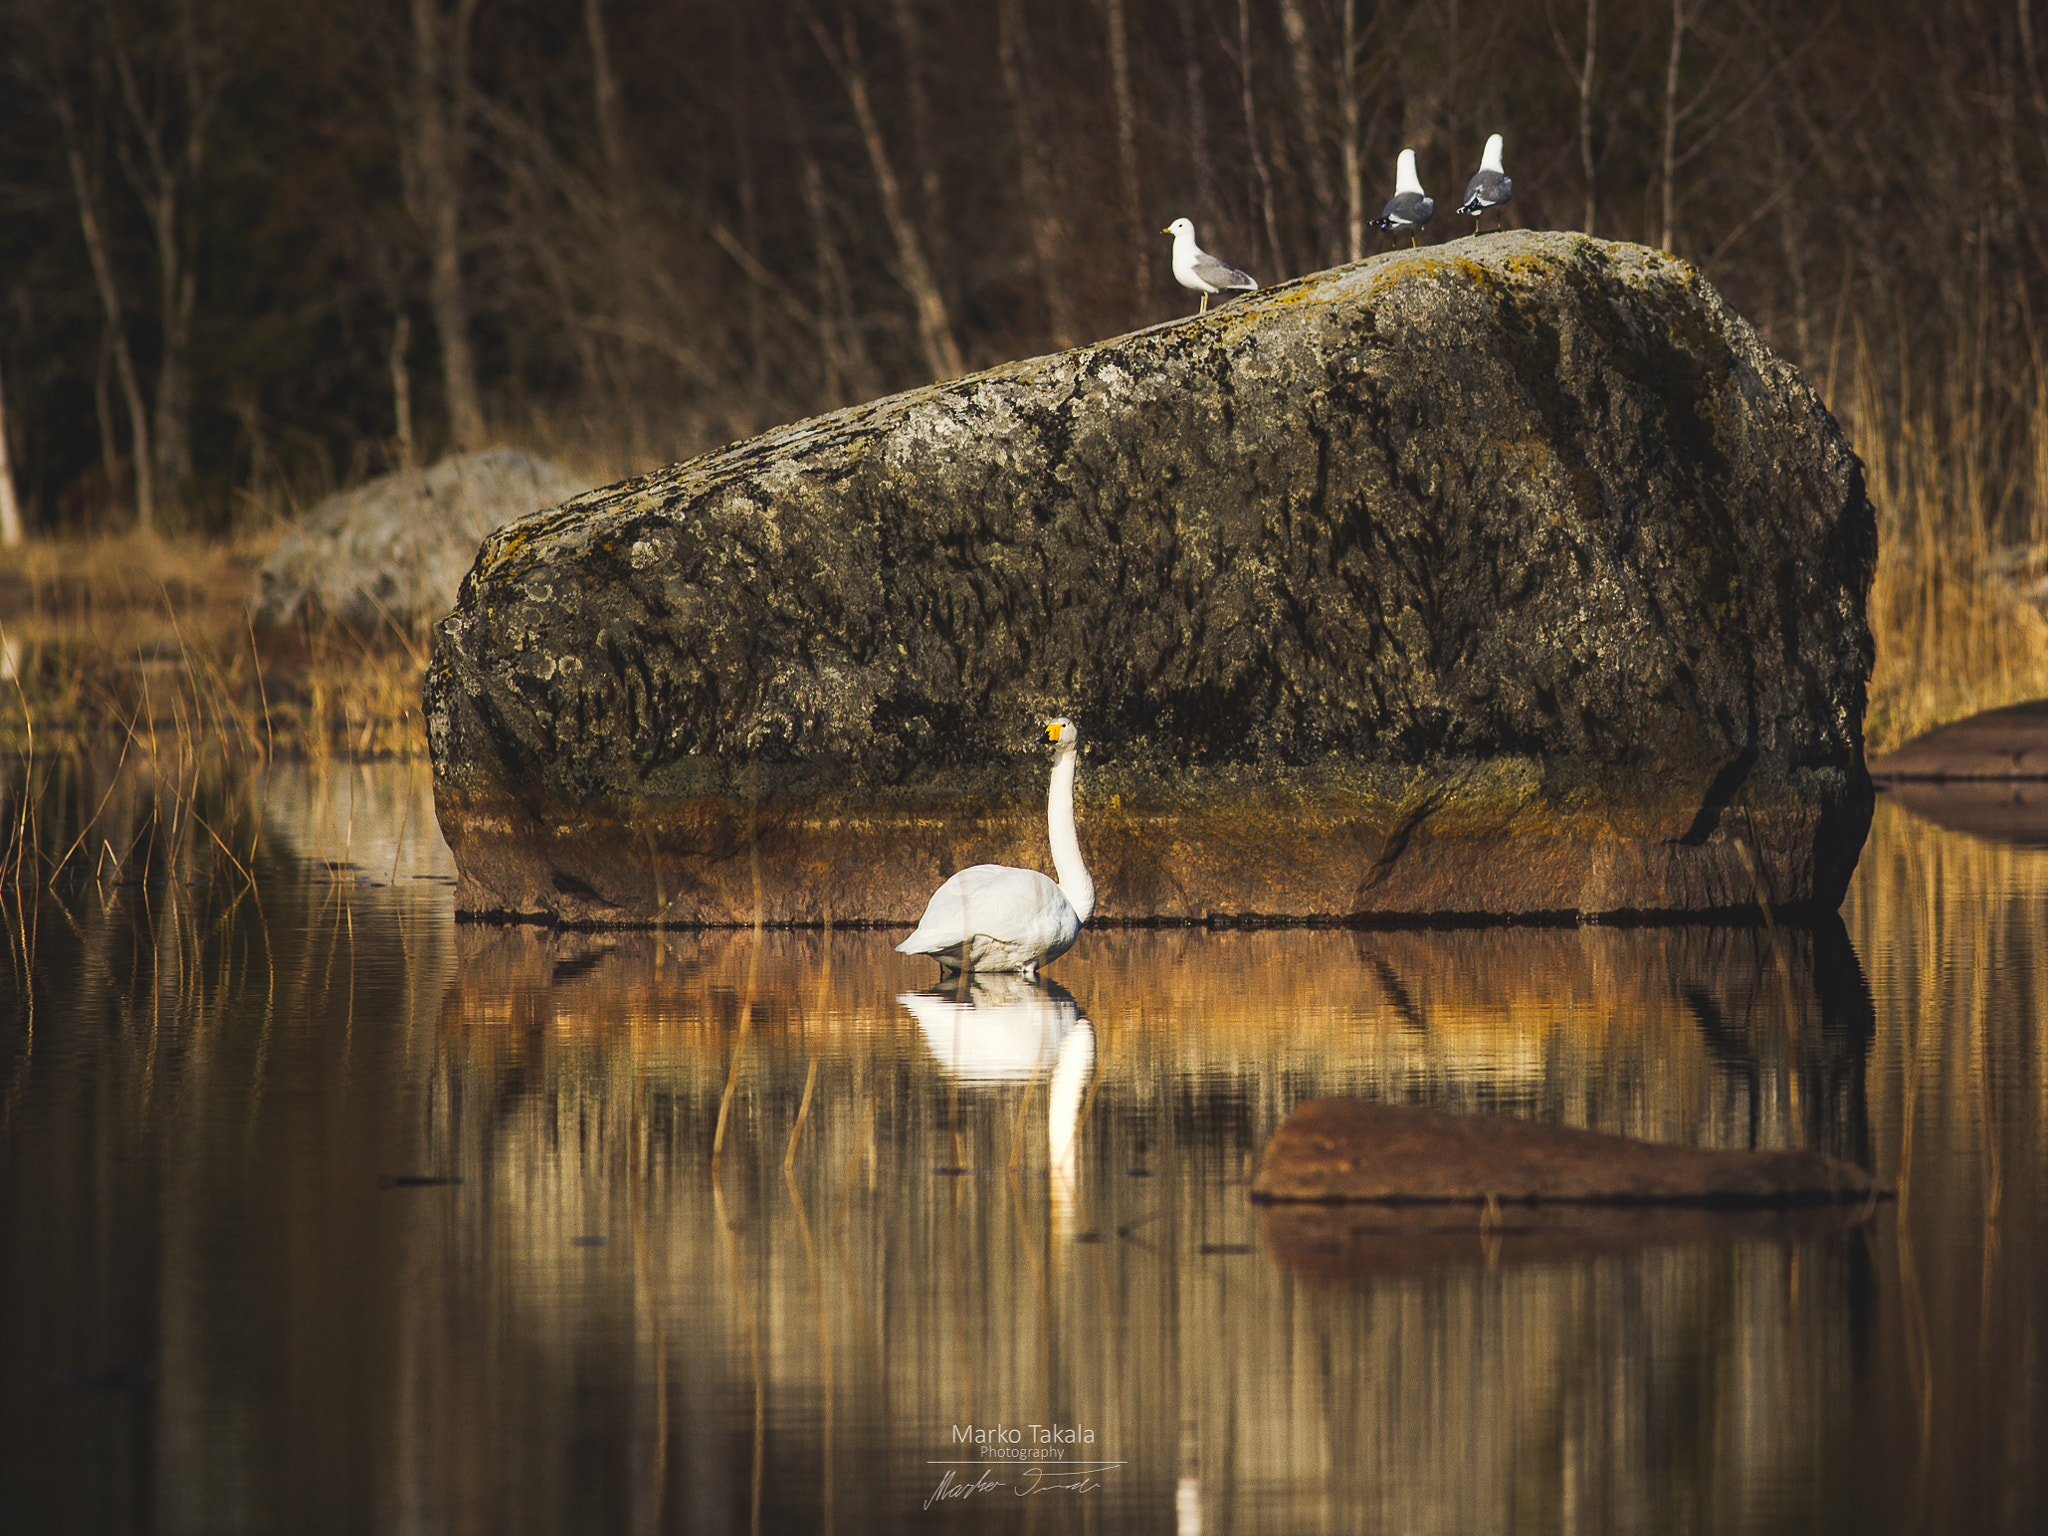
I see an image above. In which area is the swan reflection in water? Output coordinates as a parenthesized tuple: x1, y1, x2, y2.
(897, 975, 1098, 1236)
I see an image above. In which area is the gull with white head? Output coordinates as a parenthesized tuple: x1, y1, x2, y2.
(1369, 150, 1434, 247)
(1457, 134, 1514, 235)
(1162, 218, 1258, 314)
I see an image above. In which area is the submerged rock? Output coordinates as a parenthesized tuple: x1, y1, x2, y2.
(1867, 697, 2048, 779)
(426, 232, 1875, 925)
(1252, 1096, 1886, 1274)
(1249, 1099, 1887, 1206)
(250, 447, 593, 630)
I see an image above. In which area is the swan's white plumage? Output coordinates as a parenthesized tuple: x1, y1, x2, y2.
(896, 718, 1094, 976)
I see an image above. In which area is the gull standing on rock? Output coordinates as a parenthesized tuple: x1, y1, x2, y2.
(1457, 134, 1514, 235)
(1163, 218, 1258, 314)
(1370, 149, 1434, 247)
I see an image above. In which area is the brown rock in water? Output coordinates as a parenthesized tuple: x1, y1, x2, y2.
(1867, 698, 2048, 780)
(1249, 1099, 1887, 1206)
(425, 232, 1875, 926)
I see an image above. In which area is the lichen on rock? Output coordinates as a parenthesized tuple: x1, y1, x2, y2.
(426, 232, 1875, 926)
(251, 447, 594, 630)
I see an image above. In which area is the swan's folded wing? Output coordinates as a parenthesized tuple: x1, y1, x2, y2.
(896, 864, 1076, 961)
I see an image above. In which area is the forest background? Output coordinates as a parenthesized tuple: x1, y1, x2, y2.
(2, 0, 2046, 757)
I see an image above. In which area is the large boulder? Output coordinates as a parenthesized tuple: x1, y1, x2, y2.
(426, 232, 1875, 925)
(250, 447, 593, 630)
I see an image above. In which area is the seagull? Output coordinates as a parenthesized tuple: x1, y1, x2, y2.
(1457, 134, 1513, 235)
(1162, 217, 1258, 314)
(1369, 149, 1434, 247)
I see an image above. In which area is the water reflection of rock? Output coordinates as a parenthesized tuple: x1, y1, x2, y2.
(1878, 780, 2048, 848)
(1259, 1198, 1878, 1276)
(414, 917, 1885, 1528)
(1066, 920, 1875, 1169)
(25, 795, 2040, 1531)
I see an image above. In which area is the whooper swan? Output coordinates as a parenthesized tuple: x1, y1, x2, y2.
(896, 718, 1095, 977)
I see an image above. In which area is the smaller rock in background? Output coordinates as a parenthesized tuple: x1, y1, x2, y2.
(248, 447, 592, 631)
(1867, 697, 2048, 780)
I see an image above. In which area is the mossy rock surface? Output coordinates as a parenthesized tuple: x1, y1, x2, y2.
(426, 232, 1874, 925)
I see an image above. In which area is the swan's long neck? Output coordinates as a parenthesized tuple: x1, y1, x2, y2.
(1046, 745, 1095, 923)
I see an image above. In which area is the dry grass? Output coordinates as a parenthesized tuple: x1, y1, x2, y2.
(0, 528, 430, 763)
(1848, 347, 2048, 755)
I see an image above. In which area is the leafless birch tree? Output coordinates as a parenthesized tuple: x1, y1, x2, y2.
(407, 0, 487, 452)
(1097, 0, 1150, 311)
(806, 6, 964, 381)
(47, 75, 156, 531)
(997, 0, 1081, 350)
(99, 0, 223, 509)
(0, 352, 23, 546)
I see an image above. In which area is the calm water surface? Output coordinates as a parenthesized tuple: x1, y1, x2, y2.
(1, 762, 2042, 1534)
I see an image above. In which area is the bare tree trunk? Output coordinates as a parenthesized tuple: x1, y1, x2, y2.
(1098, 0, 1150, 313)
(1999, 0, 2048, 282)
(583, 0, 623, 185)
(806, 8, 964, 382)
(798, 156, 876, 404)
(94, 334, 120, 501)
(390, 314, 417, 471)
(411, 0, 487, 453)
(1767, 109, 1813, 365)
(1238, 0, 1284, 276)
(1661, 0, 1688, 251)
(100, 0, 218, 509)
(888, 0, 945, 266)
(997, 0, 1080, 350)
(0, 352, 23, 546)
(1581, 0, 1599, 235)
(1174, 0, 1213, 216)
(733, 100, 770, 407)
(55, 101, 155, 532)
(2022, 0, 2048, 160)
(1278, 0, 1335, 265)
(1340, 0, 1365, 262)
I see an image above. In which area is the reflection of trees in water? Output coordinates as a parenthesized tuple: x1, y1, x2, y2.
(12, 788, 2043, 1528)
(1, 860, 459, 1529)
(3, 837, 1906, 1531)
(402, 917, 1886, 1530)
(1845, 800, 2048, 1527)
(0, 754, 451, 888)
